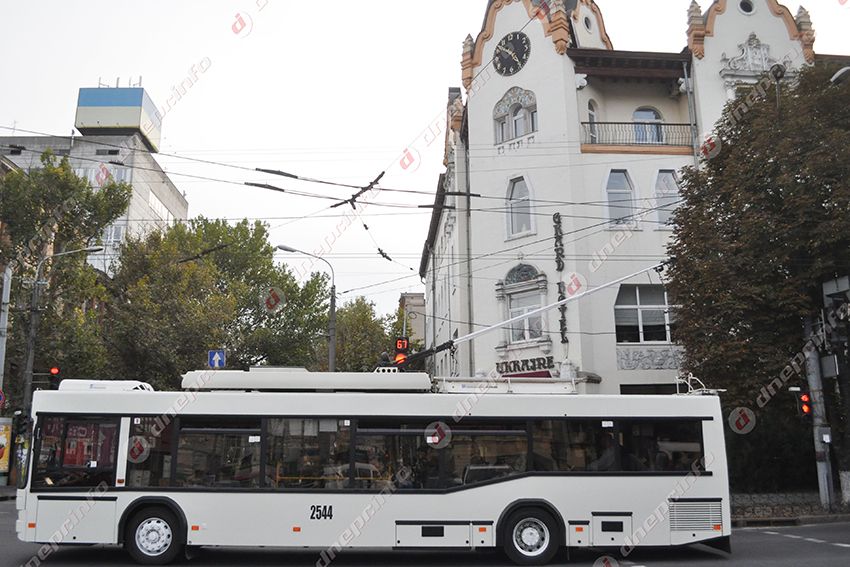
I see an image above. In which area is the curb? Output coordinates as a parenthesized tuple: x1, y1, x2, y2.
(733, 514, 850, 527)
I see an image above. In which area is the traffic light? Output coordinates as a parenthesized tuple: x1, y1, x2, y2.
(796, 390, 813, 419)
(394, 337, 410, 365)
(49, 366, 61, 390)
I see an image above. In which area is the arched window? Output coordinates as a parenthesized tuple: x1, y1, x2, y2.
(588, 100, 598, 143)
(504, 264, 544, 343)
(493, 87, 538, 144)
(655, 170, 680, 225)
(606, 170, 633, 223)
(633, 107, 663, 144)
(508, 178, 532, 236)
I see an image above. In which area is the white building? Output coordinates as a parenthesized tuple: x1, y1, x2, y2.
(0, 87, 188, 274)
(420, 0, 847, 393)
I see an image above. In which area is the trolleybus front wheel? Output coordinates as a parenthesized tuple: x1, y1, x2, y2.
(125, 506, 183, 565)
(503, 507, 559, 565)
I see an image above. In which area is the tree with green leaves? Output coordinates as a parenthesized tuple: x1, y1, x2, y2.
(0, 152, 132, 409)
(319, 296, 390, 372)
(666, 64, 850, 492)
(106, 218, 329, 390)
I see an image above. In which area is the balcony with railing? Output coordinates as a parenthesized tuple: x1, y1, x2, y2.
(580, 122, 694, 154)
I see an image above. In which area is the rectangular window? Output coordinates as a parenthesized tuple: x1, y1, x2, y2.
(496, 119, 507, 144)
(33, 416, 119, 489)
(445, 433, 528, 486)
(175, 418, 261, 489)
(530, 109, 538, 133)
(656, 170, 680, 225)
(267, 418, 351, 489)
(127, 417, 173, 488)
(606, 170, 633, 223)
(508, 293, 543, 343)
(95, 149, 120, 156)
(354, 419, 439, 490)
(532, 419, 705, 473)
(531, 420, 614, 472)
(615, 285, 674, 343)
(619, 420, 704, 472)
(355, 420, 527, 490)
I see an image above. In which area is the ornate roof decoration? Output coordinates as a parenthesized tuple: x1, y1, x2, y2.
(505, 264, 540, 285)
(493, 87, 537, 118)
(719, 32, 799, 90)
(687, 1, 815, 63)
(462, 0, 611, 91)
(570, 0, 614, 49)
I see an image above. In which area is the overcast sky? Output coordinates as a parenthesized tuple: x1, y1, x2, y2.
(2, 1, 848, 315)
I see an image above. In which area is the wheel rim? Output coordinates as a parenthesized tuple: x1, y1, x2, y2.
(513, 517, 550, 557)
(135, 517, 173, 557)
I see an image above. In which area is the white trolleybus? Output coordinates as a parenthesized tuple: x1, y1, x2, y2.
(16, 368, 731, 565)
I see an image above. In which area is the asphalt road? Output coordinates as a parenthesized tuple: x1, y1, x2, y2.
(2, 500, 849, 566)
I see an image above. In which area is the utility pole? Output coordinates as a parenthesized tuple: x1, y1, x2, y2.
(804, 315, 835, 510)
(22, 247, 102, 417)
(328, 282, 336, 373)
(0, 264, 11, 392)
(20, 271, 42, 416)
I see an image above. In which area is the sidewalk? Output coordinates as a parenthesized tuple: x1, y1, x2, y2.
(0, 485, 16, 501)
(732, 492, 850, 527)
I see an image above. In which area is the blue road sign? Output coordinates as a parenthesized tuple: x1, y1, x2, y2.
(208, 350, 226, 369)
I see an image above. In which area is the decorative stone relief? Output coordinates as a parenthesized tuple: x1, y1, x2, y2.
(505, 264, 539, 285)
(617, 346, 684, 371)
(494, 87, 537, 119)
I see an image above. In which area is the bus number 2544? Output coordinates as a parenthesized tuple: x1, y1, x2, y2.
(310, 505, 333, 520)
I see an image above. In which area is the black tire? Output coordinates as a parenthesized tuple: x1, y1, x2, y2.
(124, 506, 183, 565)
(503, 507, 560, 566)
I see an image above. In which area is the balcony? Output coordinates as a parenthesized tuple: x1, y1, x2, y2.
(580, 122, 694, 155)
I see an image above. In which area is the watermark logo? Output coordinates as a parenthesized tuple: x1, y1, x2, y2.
(425, 421, 452, 449)
(232, 12, 254, 37)
(535, 1, 552, 20)
(728, 407, 757, 435)
(700, 133, 723, 160)
(127, 435, 151, 464)
(399, 147, 421, 173)
(594, 556, 620, 567)
(262, 287, 285, 314)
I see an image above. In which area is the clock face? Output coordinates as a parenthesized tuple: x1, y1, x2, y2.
(493, 32, 531, 76)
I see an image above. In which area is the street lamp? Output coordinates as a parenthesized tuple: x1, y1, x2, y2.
(22, 246, 103, 414)
(831, 67, 850, 86)
(277, 245, 337, 372)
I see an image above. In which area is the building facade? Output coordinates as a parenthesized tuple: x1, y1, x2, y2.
(421, 0, 846, 393)
(399, 292, 427, 345)
(0, 87, 188, 274)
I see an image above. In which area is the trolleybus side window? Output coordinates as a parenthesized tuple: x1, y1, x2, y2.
(531, 419, 705, 473)
(126, 417, 174, 488)
(33, 416, 119, 489)
(620, 419, 704, 472)
(355, 419, 528, 490)
(354, 420, 438, 490)
(174, 418, 262, 489)
(266, 418, 351, 489)
(531, 420, 612, 472)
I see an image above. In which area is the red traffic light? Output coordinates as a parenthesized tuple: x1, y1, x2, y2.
(394, 353, 407, 364)
(800, 394, 810, 403)
(49, 367, 60, 376)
